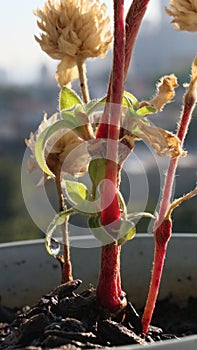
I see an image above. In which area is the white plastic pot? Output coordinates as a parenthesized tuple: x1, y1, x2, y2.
(1, 234, 197, 350)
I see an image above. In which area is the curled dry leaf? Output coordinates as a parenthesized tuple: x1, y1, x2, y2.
(135, 120, 186, 158)
(25, 114, 90, 179)
(140, 75, 178, 111)
(121, 120, 186, 158)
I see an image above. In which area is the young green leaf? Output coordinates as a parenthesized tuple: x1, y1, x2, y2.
(136, 106, 157, 116)
(127, 212, 156, 220)
(61, 109, 92, 140)
(60, 86, 83, 111)
(89, 216, 115, 245)
(62, 180, 100, 214)
(123, 91, 139, 110)
(131, 123, 144, 135)
(118, 220, 136, 245)
(117, 190, 127, 217)
(89, 216, 135, 245)
(62, 180, 88, 206)
(88, 158, 107, 198)
(85, 97, 106, 115)
(46, 209, 74, 257)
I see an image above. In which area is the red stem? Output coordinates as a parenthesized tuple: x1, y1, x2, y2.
(99, 0, 125, 226)
(157, 93, 196, 226)
(96, 0, 151, 139)
(96, 243, 124, 312)
(142, 219, 172, 334)
(96, 0, 125, 313)
(142, 75, 197, 333)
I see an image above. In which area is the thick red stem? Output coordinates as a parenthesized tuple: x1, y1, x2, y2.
(101, 0, 125, 225)
(96, 243, 124, 312)
(97, 0, 151, 138)
(142, 219, 172, 334)
(96, 0, 125, 313)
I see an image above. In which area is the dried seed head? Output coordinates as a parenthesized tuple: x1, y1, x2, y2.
(34, 0, 112, 86)
(165, 0, 197, 32)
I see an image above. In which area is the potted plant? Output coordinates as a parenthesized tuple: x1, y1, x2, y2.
(1, 0, 197, 349)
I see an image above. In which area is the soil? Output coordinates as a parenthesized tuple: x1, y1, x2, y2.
(0, 279, 197, 350)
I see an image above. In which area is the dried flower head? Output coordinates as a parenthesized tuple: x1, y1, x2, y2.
(165, 0, 197, 32)
(25, 114, 90, 179)
(34, 0, 112, 86)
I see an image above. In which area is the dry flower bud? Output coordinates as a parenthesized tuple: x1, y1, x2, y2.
(184, 55, 197, 103)
(34, 0, 112, 86)
(140, 75, 178, 111)
(165, 0, 197, 32)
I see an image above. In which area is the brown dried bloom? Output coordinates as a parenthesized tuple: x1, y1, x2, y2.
(140, 74, 178, 111)
(165, 0, 197, 32)
(25, 114, 90, 179)
(34, 0, 112, 86)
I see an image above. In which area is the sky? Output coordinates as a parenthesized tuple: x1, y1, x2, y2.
(0, 0, 161, 83)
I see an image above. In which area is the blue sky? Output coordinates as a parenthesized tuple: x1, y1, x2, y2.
(0, 0, 160, 83)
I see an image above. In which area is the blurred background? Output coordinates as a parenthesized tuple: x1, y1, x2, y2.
(0, 0, 197, 243)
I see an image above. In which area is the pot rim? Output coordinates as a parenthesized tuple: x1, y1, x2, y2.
(1, 232, 197, 248)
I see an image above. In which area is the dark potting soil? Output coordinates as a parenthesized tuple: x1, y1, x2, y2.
(0, 279, 197, 350)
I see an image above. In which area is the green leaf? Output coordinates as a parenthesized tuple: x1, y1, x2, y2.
(89, 216, 115, 244)
(88, 158, 107, 199)
(127, 212, 156, 220)
(123, 91, 139, 110)
(60, 86, 83, 111)
(118, 220, 136, 245)
(62, 180, 88, 205)
(122, 97, 134, 112)
(61, 105, 94, 140)
(131, 123, 144, 135)
(88, 217, 135, 245)
(136, 106, 157, 116)
(62, 180, 100, 214)
(118, 190, 127, 217)
(61, 108, 91, 139)
(46, 209, 73, 257)
(85, 97, 106, 115)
